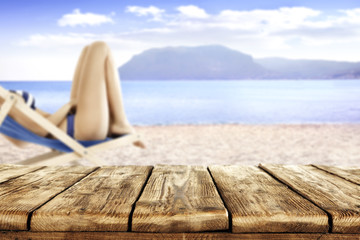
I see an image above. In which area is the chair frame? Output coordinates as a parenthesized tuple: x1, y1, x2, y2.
(0, 85, 141, 166)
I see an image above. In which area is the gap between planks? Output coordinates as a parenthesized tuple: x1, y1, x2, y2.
(29, 165, 333, 233)
(29, 166, 153, 232)
(131, 165, 229, 233)
(259, 164, 360, 233)
(127, 166, 154, 232)
(0, 165, 46, 184)
(26, 167, 101, 231)
(207, 166, 233, 232)
(258, 164, 333, 233)
(209, 165, 329, 233)
(311, 165, 360, 186)
(4, 164, 358, 234)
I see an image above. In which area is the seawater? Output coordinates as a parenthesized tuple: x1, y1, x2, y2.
(1, 80, 360, 125)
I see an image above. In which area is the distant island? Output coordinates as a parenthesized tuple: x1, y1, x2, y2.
(119, 45, 360, 80)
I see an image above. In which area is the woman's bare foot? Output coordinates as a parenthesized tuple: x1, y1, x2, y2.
(133, 140, 146, 148)
(110, 123, 145, 148)
(110, 123, 135, 136)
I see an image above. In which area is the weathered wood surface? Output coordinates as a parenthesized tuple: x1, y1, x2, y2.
(0, 164, 359, 237)
(314, 165, 360, 185)
(0, 164, 43, 183)
(132, 165, 229, 232)
(0, 166, 96, 230)
(209, 165, 328, 233)
(1, 231, 360, 240)
(260, 164, 360, 233)
(31, 166, 152, 231)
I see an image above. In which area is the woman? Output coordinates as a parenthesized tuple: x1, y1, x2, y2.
(1, 41, 141, 148)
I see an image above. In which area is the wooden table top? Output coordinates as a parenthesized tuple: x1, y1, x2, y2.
(0, 164, 359, 240)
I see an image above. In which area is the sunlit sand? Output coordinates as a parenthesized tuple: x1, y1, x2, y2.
(1, 124, 359, 166)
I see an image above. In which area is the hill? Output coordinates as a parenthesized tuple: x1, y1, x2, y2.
(255, 58, 359, 79)
(119, 45, 269, 80)
(119, 45, 360, 80)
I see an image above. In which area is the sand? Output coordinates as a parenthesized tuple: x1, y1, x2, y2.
(1, 124, 360, 166)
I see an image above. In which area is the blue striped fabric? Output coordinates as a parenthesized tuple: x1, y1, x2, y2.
(0, 116, 111, 153)
(67, 114, 75, 138)
(9, 90, 36, 110)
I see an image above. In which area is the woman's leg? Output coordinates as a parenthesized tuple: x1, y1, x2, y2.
(2, 41, 135, 146)
(105, 48, 134, 135)
(70, 45, 89, 102)
(56, 45, 89, 134)
(73, 41, 110, 141)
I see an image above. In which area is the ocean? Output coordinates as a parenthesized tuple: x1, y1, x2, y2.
(1, 80, 360, 125)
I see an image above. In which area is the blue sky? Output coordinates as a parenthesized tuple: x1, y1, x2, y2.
(1, 0, 360, 80)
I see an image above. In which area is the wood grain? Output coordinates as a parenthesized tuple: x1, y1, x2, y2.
(3, 231, 360, 240)
(209, 165, 328, 233)
(132, 165, 229, 232)
(260, 164, 360, 233)
(0, 164, 43, 183)
(319, 234, 360, 240)
(313, 165, 360, 185)
(0, 166, 96, 230)
(31, 166, 152, 231)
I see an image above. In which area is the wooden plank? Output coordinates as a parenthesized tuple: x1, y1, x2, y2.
(318, 234, 360, 240)
(0, 92, 16, 126)
(260, 164, 360, 233)
(313, 165, 360, 185)
(132, 165, 229, 232)
(209, 165, 328, 233)
(16, 134, 140, 166)
(319, 234, 360, 240)
(4, 232, 360, 240)
(0, 166, 96, 230)
(0, 164, 43, 183)
(31, 166, 152, 231)
(17, 151, 64, 165)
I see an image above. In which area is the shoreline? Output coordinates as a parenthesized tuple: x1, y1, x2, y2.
(1, 123, 360, 166)
(131, 122, 360, 127)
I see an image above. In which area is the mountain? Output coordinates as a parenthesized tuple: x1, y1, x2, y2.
(119, 45, 269, 80)
(254, 58, 359, 79)
(331, 66, 360, 79)
(119, 45, 360, 80)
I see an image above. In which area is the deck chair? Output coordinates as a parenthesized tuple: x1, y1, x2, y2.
(0, 85, 142, 166)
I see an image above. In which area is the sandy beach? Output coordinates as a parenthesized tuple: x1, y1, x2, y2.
(1, 124, 360, 166)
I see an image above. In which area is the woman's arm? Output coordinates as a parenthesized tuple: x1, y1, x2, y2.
(1, 100, 76, 147)
(47, 100, 76, 126)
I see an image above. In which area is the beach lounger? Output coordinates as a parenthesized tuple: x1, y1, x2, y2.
(0, 85, 142, 166)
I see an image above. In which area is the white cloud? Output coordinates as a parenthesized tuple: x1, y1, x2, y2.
(19, 33, 94, 46)
(338, 8, 360, 25)
(126, 6, 165, 21)
(177, 5, 209, 19)
(12, 33, 156, 80)
(18, 32, 146, 48)
(215, 7, 321, 31)
(120, 6, 360, 61)
(22, 6, 360, 56)
(9, 5, 360, 80)
(163, 6, 322, 33)
(58, 9, 114, 27)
